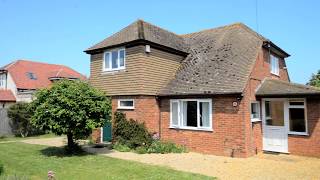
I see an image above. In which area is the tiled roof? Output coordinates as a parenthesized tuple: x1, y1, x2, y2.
(85, 20, 188, 53)
(0, 90, 16, 102)
(256, 78, 320, 97)
(0, 60, 86, 90)
(85, 20, 290, 95)
(160, 23, 265, 95)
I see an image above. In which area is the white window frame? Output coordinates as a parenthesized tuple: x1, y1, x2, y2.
(270, 54, 280, 76)
(288, 99, 308, 135)
(0, 73, 6, 88)
(250, 101, 261, 122)
(170, 99, 213, 131)
(117, 99, 134, 110)
(103, 48, 125, 72)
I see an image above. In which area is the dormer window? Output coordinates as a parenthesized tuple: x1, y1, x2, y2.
(0, 73, 6, 88)
(26, 72, 37, 80)
(270, 54, 279, 76)
(103, 48, 125, 71)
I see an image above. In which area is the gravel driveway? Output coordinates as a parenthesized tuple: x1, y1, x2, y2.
(23, 137, 320, 180)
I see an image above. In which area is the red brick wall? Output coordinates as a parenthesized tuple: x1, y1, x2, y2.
(160, 96, 248, 157)
(92, 95, 160, 143)
(111, 95, 160, 133)
(288, 98, 320, 157)
(243, 48, 290, 156)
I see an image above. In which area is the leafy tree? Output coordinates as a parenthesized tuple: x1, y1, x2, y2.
(307, 70, 320, 88)
(7, 102, 41, 137)
(30, 79, 111, 151)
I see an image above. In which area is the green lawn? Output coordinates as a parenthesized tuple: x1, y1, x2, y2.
(0, 143, 214, 180)
(0, 133, 59, 142)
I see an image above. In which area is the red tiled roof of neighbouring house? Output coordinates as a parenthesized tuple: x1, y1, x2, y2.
(0, 60, 86, 90)
(0, 90, 16, 102)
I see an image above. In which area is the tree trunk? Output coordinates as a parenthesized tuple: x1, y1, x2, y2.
(67, 133, 74, 149)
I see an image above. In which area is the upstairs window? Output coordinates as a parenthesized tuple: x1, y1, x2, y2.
(0, 73, 6, 88)
(26, 72, 37, 80)
(270, 54, 279, 75)
(170, 99, 212, 131)
(103, 48, 125, 71)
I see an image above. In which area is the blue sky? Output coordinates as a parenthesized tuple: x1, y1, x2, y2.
(0, 0, 319, 84)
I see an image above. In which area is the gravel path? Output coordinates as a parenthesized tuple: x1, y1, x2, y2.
(23, 137, 320, 180)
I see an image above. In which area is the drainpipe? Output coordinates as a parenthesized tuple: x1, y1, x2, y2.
(156, 96, 161, 139)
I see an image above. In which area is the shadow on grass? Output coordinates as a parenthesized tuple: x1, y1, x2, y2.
(40, 146, 91, 158)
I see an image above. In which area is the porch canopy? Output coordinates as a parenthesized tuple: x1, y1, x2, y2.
(256, 78, 320, 98)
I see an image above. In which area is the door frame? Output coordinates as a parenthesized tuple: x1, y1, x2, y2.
(261, 98, 289, 153)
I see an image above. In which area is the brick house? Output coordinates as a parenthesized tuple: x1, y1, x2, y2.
(86, 20, 320, 158)
(0, 60, 86, 134)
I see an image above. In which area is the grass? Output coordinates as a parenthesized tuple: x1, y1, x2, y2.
(0, 142, 214, 180)
(0, 133, 59, 142)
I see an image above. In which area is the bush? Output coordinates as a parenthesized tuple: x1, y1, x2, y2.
(0, 162, 3, 175)
(147, 140, 186, 154)
(7, 102, 43, 137)
(112, 142, 131, 152)
(135, 146, 148, 154)
(113, 112, 152, 149)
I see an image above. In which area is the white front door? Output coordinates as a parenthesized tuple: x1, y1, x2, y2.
(262, 99, 288, 153)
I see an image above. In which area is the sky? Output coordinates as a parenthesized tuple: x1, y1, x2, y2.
(0, 0, 319, 84)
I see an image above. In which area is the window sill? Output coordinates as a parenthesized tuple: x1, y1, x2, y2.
(288, 132, 309, 136)
(251, 118, 261, 122)
(101, 69, 126, 74)
(271, 72, 280, 77)
(169, 126, 213, 132)
(117, 107, 135, 110)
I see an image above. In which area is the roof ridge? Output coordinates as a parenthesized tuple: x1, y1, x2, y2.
(139, 19, 184, 38)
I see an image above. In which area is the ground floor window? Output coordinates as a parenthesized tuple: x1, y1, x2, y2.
(251, 101, 261, 122)
(170, 99, 212, 131)
(118, 99, 134, 109)
(288, 100, 307, 134)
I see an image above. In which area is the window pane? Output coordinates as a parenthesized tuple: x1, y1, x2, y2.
(265, 101, 284, 126)
(265, 101, 270, 117)
(289, 101, 304, 106)
(119, 50, 125, 67)
(289, 108, 306, 132)
(182, 101, 197, 127)
(200, 102, 210, 127)
(251, 103, 259, 119)
(120, 100, 133, 107)
(171, 102, 178, 126)
(104, 53, 110, 69)
(112, 51, 118, 69)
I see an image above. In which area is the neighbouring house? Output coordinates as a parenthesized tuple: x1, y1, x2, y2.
(0, 60, 86, 135)
(86, 20, 320, 158)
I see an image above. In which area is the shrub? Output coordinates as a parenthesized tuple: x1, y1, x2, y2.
(112, 142, 131, 152)
(0, 162, 3, 175)
(135, 146, 148, 154)
(147, 140, 186, 154)
(7, 102, 43, 137)
(113, 112, 152, 149)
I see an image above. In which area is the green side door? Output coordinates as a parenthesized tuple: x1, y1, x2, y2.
(102, 118, 112, 142)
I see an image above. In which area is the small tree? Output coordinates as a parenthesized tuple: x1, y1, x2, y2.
(7, 102, 38, 137)
(307, 70, 320, 88)
(30, 79, 111, 151)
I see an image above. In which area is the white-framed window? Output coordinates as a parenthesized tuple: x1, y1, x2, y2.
(170, 99, 212, 131)
(270, 54, 279, 75)
(288, 99, 308, 135)
(0, 73, 6, 88)
(118, 99, 134, 109)
(251, 101, 261, 122)
(103, 48, 125, 71)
